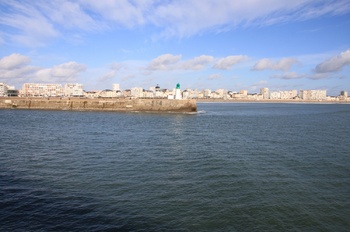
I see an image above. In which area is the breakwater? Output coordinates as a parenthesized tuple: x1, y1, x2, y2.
(0, 98, 197, 112)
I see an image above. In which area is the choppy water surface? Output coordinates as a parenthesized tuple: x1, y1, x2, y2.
(1, 103, 349, 231)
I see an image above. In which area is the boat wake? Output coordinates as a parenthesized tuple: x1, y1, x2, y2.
(184, 110, 206, 115)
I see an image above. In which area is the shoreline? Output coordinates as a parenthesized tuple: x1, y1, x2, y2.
(196, 98, 350, 104)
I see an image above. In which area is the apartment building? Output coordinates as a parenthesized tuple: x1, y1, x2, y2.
(0, 83, 9, 96)
(130, 87, 144, 98)
(260, 88, 270, 99)
(269, 90, 298, 100)
(64, 83, 84, 97)
(300, 90, 327, 100)
(21, 83, 64, 97)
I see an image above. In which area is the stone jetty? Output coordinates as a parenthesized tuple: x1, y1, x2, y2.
(0, 97, 197, 113)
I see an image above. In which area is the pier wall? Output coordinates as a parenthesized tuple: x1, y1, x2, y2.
(0, 98, 197, 112)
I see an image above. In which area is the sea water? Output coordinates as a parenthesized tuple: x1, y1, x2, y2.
(1, 103, 349, 231)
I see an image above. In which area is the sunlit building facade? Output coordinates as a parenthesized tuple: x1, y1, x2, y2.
(300, 90, 327, 100)
(64, 83, 84, 97)
(21, 83, 63, 97)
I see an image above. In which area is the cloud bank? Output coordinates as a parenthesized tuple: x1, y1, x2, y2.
(213, 56, 248, 70)
(2, 50, 348, 90)
(0, 53, 86, 84)
(1, 0, 350, 46)
(146, 54, 216, 71)
(315, 49, 350, 73)
(182, 55, 214, 70)
(0, 53, 31, 69)
(252, 58, 299, 71)
(146, 54, 182, 71)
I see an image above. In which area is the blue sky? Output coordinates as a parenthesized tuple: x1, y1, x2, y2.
(1, 0, 350, 95)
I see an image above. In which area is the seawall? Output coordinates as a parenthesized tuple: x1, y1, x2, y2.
(0, 98, 197, 113)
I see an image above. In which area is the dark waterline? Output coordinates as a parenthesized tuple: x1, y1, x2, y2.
(1, 103, 350, 231)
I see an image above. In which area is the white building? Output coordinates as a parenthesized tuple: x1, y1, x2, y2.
(152, 85, 164, 98)
(269, 91, 281, 100)
(269, 90, 298, 100)
(143, 90, 154, 98)
(130, 87, 144, 98)
(64, 83, 84, 97)
(203, 89, 211, 98)
(340, 90, 348, 98)
(183, 89, 199, 99)
(0, 83, 9, 96)
(260, 88, 270, 99)
(84, 91, 99, 98)
(300, 90, 327, 100)
(240, 90, 248, 95)
(98, 89, 118, 98)
(21, 83, 63, 97)
(210, 91, 221, 99)
(182, 90, 190, 99)
(280, 90, 298, 99)
(113, 83, 120, 91)
(154, 90, 164, 98)
(216, 89, 227, 99)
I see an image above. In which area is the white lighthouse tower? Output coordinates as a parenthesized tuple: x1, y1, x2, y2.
(174, 83, 182, 100)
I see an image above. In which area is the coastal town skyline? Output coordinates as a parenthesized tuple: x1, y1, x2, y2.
(1, 81, 348, 102)
(1, 1, 350, 96)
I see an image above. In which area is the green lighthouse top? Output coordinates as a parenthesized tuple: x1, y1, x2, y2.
(176, 83, 180, 89)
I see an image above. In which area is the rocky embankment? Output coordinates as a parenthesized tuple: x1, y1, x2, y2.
(0, 98, 197, 113)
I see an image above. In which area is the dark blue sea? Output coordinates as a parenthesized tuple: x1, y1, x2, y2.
(1, 103, 349, 231)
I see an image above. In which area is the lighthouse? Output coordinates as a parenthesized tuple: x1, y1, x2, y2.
(175, 83, 182, 100)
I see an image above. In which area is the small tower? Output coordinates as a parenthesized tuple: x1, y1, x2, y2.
(155, 84, 160, 91)
(113, 83, 120, 91)
(175, 83, 182, 100)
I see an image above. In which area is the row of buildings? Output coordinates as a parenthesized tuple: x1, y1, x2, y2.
(20, 83, 84, 97)
(0, 82, 348, 101)
(259, 88, 330, 101)
(1, 83, 84, 97)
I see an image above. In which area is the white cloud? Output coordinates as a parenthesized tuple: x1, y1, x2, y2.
(181, 55, 214, 70)
(208, 74, 221, 80)
(0, 53, 86, 84)
(39, 0, 103, 31)
(150, 0, 350, 38)
(213, 55, 248, 70)
(146, 54, 182, 71)
(315, 49, 350, 73)
(250, 80, 269, 92)
(252, 58, 299, 71)
(81, 0, 151, 28)
(0, 1, 58, 47)
(121, 74, 136, 82)
(99, 70, 117, 82)
(308, 73, 331, 80)
(0, 53, 31, 70)
(271, 72, 305, 80)
(110, 62, 123, 71)
(145, 54, 216, 72)
(34, 68, 52, 82)
(50, 62, 86, 78)
(271, 71, 342, 80)
(0, 66, 40, 81)
(98, 62, 124, 82)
